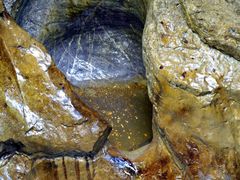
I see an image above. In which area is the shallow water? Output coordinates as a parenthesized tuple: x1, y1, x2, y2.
(74, 80, 153, 151)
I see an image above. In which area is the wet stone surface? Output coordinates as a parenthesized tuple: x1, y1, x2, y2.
(0, 12, 111, 154)
(15, 0, 146, 85)
(13, 0, 152, 151)
(143, 0, 240, 178)
(17, 3, 145, 85)
(0, 148, 138, 179)
(45, 6, 145, 85)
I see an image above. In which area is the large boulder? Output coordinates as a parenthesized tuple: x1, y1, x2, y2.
(143, 0, 240, 178)
(0, 9, 110, 154)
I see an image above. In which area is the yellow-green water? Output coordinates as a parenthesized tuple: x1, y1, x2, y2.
(74, 80, 153, 151)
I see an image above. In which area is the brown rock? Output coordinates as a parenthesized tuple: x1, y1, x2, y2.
(143, 0, 240, 178)
(0, 11, 110, 154)
(0, 152, 135, 179)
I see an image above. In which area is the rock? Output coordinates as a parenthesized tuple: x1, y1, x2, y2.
(3, 0, 22, 17)
(133, 131, 184, 179)
(0, 150, 137, 179)
(13, 0, 153, 151)
(2, 0, 15, 13)
(4, 0, 240, 178)
(180, 0, 240, 61)
(143, 0, 240, 178)
(15, 0, 146, 86)
(0, 10, 110, 154)
(0, 154, 32, 179)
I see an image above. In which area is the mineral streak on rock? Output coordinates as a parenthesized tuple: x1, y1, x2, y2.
(0, 152, 136, 179)
(0, 139, 138, 180)
(143, 0, 240, 178)
(0, 10, 110, 154)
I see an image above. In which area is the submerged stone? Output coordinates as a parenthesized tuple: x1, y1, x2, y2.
(45, 6, 145, 85)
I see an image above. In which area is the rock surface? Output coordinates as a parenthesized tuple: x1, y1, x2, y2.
(180, 0, 240, 61)
(0, 10, 110, 154)
(0, 148, 137, 179)
(143, 0, 240, 178)
(15, 0, 147, 86)
(3, 0, 22, 17)
(13, 0, 153, 151)
(1, 0, 240, 179)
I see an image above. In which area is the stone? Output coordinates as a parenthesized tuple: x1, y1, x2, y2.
(0, 154, 32, 179)
(3, 0, 240, 178)
(180, 0, 240, 61)
(15, 0, 146, 86)
(2, 0, 22, 17)
(143, 0, 240, 178)
(0, 9, 110, 154)
(13, 0, 153, 151)
(0, 149, 137, 179)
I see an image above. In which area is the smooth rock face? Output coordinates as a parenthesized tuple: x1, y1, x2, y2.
(180, 0, 240, 61)
(143, 0, 240, 178)
(0, 13, 110, 154)
(15, 0, 146, 85)
(45, 6, 144, 85)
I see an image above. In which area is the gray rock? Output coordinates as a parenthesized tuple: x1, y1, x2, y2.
(3, 0, 22, 17)
(180, 0, 240, 60)
(3, 0, 16, 13)
(15, 0, 147, 86)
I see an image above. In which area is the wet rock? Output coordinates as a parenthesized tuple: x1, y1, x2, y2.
(0, 149, 137, 179)
(2, 0, 15, 13)
(15, 0, 146, 86)
(180, 0, 240, 60)
(2, 0, 22, 17)
(13, 0, 152, 151)
(0, 11, 110, 154)
(143, 0, 240, 178)
(132, 131, 184, 179)
(0, 154, 32, 179)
